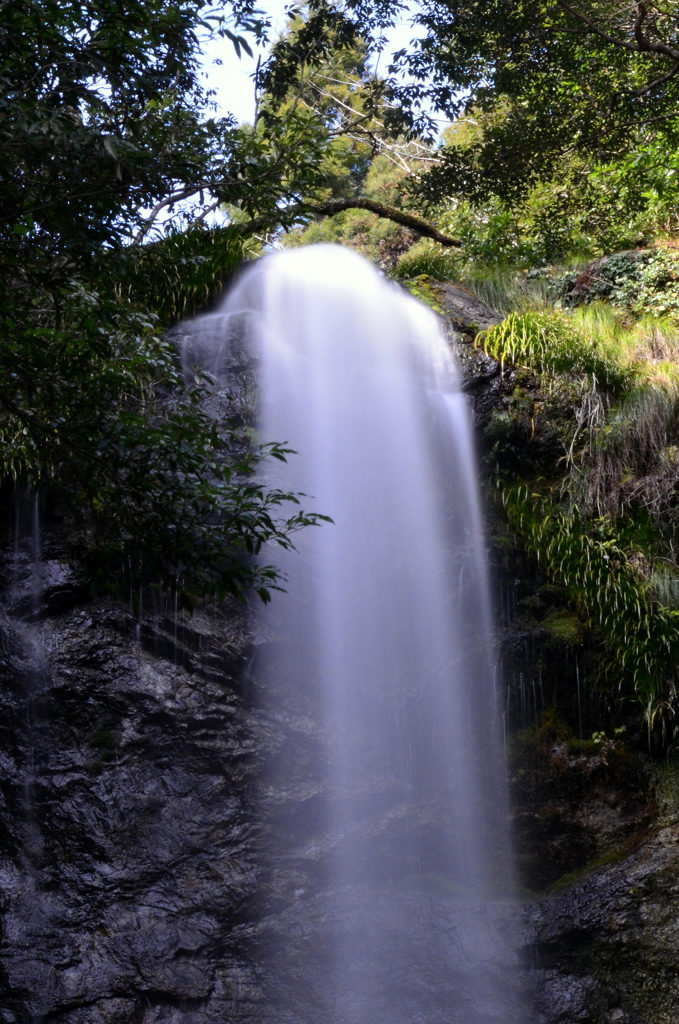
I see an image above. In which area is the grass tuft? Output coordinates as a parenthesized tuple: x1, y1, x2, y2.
(570, 384, 679, 518)
(459, 267, 553, 315)
(476, 309, 632, 389)
(394, 245, 461, 282)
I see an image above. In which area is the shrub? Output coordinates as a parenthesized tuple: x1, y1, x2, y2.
(560, 247, 679, 322)
(394, 244, 461, 282)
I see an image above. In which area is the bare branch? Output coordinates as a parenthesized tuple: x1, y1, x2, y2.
(133, 188, 202, 243)
(598, 106, 679, 132)
(195, 199, 221, 223)
(634, 1, 650, 50)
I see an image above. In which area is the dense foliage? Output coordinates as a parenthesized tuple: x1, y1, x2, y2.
(463, 286, 679, 738)
(395, 2, 679, 201)
(7, 0, 679, 729)
(0, 0, 344, 602)
(503, 483, 679, 738)
(477, 310, 631, 387)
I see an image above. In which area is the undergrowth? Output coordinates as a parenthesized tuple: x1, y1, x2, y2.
(397, 242, 679, 740)
(569, 384, 679, 522)
(394, 252, 554, 314)
(470, 285, 679, 741)
(560, 247, 679, 321)
(475, 309, 632, 389)
(457, 268, 554, 315)
(502, 484, 679, 741)
(395, 246, 461, 282)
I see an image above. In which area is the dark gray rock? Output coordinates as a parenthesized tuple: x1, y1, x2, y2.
(0, 572, 265, 1023)
(437, 283, 503, 334)
(0, 285, 677, 1022)
(1, 548, 679, 1023)
(521, 779, 679, 1022)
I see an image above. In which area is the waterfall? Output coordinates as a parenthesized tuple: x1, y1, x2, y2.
(181, 244, 525, 1023)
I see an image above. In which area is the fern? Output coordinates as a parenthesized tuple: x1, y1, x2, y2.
(502, 483, 679, 734)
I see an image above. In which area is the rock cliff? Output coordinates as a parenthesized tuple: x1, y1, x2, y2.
(0, 287, 677, 1023)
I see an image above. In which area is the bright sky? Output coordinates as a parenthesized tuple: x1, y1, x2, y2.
(199, 1, 433, 125)
(155, 4, 444, 236)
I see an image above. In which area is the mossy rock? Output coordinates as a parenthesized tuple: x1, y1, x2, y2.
(558, 246, 679, 321)
(541, 610, 584, 645)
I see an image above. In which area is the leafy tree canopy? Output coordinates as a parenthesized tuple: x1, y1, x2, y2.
(392, 2, 679, 203)
(0, 0, 344, 603)
(8, 0, 679, 607)
(254, 2, 679, 259)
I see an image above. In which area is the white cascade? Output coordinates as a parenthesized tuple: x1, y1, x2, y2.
(182, 244, 525, 1024)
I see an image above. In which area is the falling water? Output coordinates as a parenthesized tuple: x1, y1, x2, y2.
(181, 245, 525, 1023)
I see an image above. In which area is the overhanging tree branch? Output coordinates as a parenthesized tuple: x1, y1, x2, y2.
(304, 198, 462, 246)
(630, 59, 679, 96)
(149, 197, 463, 249)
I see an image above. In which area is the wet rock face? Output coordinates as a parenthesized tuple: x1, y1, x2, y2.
(0, 557, 526, 1024)
(437, 283, 503, 336)
(522, 810, 679, 1024)
(0, 554, 264, 1023)
(0, 549, 679, 1023)
(510, 726, 657, 892)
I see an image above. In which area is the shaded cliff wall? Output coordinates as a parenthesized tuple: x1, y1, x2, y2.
(0, 551, 264, 1022)
(0, 286, 677, 1022)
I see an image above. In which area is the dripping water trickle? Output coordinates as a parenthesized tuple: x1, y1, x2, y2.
(576, 655, 583, 742)
(11, 485, 47, 873)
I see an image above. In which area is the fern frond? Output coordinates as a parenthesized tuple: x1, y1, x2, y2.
(502, 482, 679, 735)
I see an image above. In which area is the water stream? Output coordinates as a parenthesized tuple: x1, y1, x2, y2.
(182, 245, 525, 1023)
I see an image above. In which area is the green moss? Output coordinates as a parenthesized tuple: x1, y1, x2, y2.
(587, 849, 627, 871)
(547, 847, 629, 894)
(567, 736, 600, 754)
(541, 610, 585, 644)
(490, 533, 516, 551)
(87, 727, 118, 769)
(400, 275, 445, 313)
(88, 727, 117, 751)
(548, 871, 578, 893)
